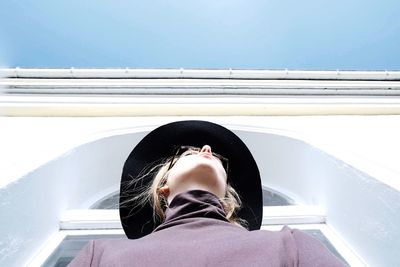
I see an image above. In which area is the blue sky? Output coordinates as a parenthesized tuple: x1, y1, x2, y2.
(1, 0, 399, 69)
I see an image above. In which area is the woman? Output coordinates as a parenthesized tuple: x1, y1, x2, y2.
(69, 120, 346, 267)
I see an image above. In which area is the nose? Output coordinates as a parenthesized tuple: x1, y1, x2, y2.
(200, 145, 212, 154)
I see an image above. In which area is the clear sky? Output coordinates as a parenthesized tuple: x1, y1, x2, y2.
(1, 0, 399, 70)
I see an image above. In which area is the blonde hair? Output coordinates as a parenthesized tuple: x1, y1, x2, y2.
(121, 154, 248, 229)
(147, 155, 248, 228)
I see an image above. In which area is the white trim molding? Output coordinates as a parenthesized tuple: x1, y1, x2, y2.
(2, 95, 400, 116)
(60, 206, 325, 230)
(1, 68, 400, 116)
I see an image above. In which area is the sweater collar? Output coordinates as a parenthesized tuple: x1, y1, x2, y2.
(154, 190, 229, 232)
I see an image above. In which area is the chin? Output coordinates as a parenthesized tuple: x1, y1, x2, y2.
(190, 167, 226, 194)
(168, 156, 227, 197)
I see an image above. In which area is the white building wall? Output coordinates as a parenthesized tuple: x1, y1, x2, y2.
(1, 117, 400, 266)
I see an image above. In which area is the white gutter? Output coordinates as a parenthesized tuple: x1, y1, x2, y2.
(1, 68, 400, 80)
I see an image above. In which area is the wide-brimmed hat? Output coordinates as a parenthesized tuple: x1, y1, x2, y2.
(120, 120, 262, 239)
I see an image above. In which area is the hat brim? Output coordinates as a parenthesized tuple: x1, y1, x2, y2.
(120, 120, 262, 239)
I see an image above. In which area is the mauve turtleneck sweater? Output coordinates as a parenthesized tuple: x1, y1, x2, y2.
(68, 190, 346, 267)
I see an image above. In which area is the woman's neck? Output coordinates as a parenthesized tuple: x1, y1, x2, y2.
(167, 183, 221, 204)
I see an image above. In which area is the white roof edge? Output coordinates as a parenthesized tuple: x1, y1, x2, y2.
(1, 68, 400, 80)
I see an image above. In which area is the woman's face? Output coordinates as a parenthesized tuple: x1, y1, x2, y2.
(165, 145, 228, 201)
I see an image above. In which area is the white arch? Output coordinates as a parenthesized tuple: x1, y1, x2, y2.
(1, 121, 400, 267)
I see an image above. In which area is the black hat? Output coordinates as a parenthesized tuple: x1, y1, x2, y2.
(120, 120, 262, 239)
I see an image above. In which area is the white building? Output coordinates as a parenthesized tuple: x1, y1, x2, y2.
(1, 68, 400, 266)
